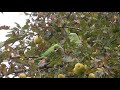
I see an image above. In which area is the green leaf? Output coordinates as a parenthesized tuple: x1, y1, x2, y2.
(6, 34, 12, 37)
(68, 33, 81, 46)
(80, 19, 89, 31)
(22, 24, 29, 30)
(0, 64, 7, 75)
(7, 63, 15, 74)
(0, 41, 4, 48)
(4, 34, 26, 46)
(14, 22, 21, 28)
(25, 48, 36, 57)
(0, 25, 10, 30)
(49, 38, 58, 44)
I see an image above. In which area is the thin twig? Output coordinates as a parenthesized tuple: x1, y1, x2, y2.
(40, 26, 81, 30)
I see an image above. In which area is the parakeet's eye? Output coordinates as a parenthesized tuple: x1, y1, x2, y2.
(54, 48, 57, 51)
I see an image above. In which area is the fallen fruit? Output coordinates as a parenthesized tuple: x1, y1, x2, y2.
(88, 73, 96, 78)
(58, 74, 65, 78)
(75, 63, 84, 68)
(19, 73, 26, 78)
(73, 63, 86, 75)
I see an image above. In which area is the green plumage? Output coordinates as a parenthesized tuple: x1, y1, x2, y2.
(35, 44, 62, 63)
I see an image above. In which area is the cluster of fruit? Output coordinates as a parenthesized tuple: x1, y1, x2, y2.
(18, 62, 104, 78)
(58, 63, 96, 78)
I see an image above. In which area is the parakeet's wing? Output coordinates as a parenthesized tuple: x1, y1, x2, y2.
(35, 44, 62, 63)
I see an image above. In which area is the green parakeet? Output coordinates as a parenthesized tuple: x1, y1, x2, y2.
(35, 44, 63, 63)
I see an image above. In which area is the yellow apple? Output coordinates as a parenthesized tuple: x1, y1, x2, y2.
(58, 74, 65, 78)
(88, 73, 95, 78)
(33, 36, 42, 44)
(73, 63, 86, 75)
(19, 73, 26, 78)
(75, 63, 86, 71)
(73, 67, 81, 75)
(75, 63, 83, 68)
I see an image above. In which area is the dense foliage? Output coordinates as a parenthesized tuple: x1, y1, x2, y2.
(0, 12, 120, 78)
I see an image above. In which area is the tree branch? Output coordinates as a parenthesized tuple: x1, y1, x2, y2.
(40, 26, 81, 30)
